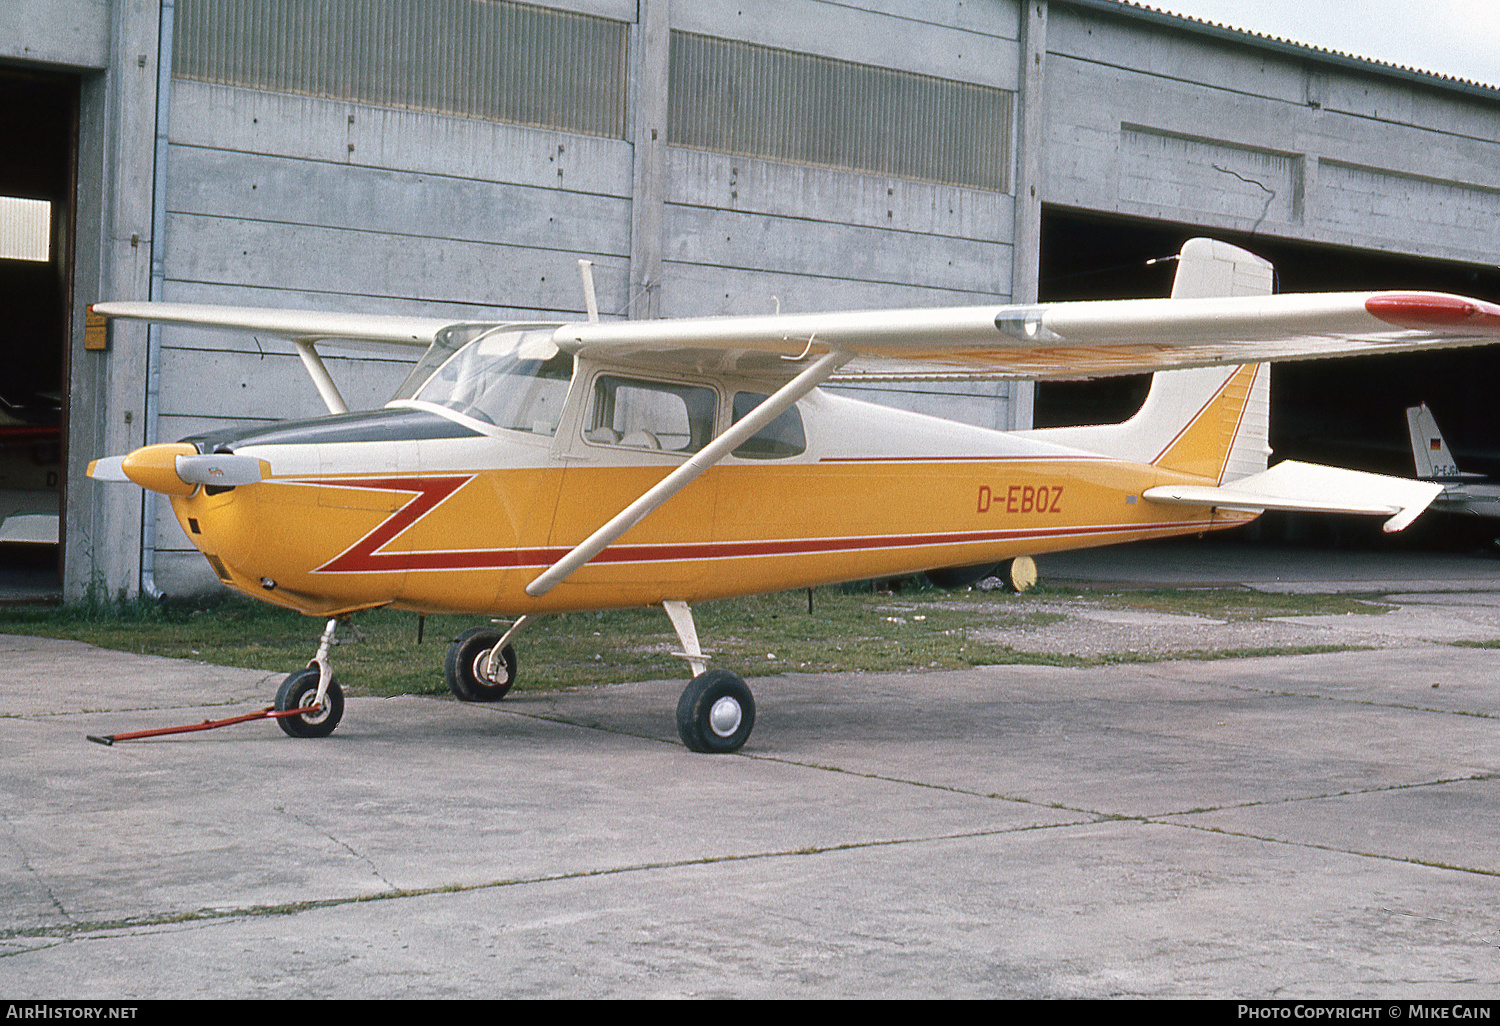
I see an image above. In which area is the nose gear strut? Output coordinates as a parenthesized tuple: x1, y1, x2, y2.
(273, 618, 346, 738)
(86, 617, 349, 744)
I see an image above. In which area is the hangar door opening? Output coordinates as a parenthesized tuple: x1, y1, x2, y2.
(0, 68, 77, 595)
(1037, 208, 1500, 549)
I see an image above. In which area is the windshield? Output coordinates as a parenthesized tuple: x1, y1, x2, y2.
(411, 329, 574, 436)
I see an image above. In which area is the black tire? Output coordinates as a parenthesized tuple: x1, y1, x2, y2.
(676, 669, 755, 754)
(445, 626, 517, 702)
(274, 668, 344, 739)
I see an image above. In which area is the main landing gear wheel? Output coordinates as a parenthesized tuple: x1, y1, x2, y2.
(274, 668, 345, 738)
(445, 626, 518, 702)
(676, 669, 755, 754)
(1002, 555, 1038, 593)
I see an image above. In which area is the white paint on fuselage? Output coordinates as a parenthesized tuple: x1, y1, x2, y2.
(234, 374, 1116, 482)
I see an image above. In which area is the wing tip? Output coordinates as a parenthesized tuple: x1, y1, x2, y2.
(1366, 292, 1500, 332)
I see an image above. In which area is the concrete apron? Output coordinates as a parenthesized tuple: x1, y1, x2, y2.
(0, 628, 1497, 998)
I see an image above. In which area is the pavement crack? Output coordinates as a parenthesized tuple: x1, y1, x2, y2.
(737, 749, 1114, 817)
(476, 702, 1145, 821)
(275, 808, 398, 892)
(0, 938, 68, 960)
(1138, 668, 1500, 720)
(0, 811, 73, 925)
(0, 822, 1098, 944)
(1153, 818, 1500, 879)
(1158, 771, 1494, 817)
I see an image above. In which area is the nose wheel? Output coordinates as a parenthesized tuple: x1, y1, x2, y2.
(274, 618, 346, 738)
(274, 667, 345, 738)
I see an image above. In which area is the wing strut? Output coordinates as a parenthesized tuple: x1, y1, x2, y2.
(292, 339, 350, 415)
(525, 347, 852, 598)
(578, 259, 600, 322)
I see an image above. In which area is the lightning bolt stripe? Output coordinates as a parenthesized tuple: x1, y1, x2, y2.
(289, 475, 1220, 576)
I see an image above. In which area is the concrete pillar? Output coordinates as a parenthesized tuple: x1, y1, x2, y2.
(64, 0, 162, 601)
(1008, 0, 1047, 430)
(629, 0, 670, 321)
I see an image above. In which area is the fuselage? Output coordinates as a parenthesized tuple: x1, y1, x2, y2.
(1430, 481, 1500, 518)
(167, 350, 1249, 618)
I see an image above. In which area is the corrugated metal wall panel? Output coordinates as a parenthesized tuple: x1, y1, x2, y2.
(173, 0, 628, 138)
(0, 196, 51, 262)
(668, 31, 1012, 193)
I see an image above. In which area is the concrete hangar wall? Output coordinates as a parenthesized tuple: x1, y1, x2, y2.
(4, 0, 1500, 602)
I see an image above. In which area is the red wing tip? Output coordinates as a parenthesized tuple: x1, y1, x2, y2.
(1366, 292, 1500, 331)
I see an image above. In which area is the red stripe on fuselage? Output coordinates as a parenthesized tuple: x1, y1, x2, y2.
(306, 475, 473, 574)
(294, 474, 1217, 574)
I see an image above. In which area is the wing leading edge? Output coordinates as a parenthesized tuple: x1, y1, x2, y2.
(561, 291, 1500, 381)
(90, 301, 459, 348)
(95, 289, 1500, 384)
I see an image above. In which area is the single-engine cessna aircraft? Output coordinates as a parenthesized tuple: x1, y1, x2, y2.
(1406, 402, 1500, 519)
(88, 239, 1500, 751)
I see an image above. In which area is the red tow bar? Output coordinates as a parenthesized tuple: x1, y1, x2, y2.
(86, 705, 319, 745)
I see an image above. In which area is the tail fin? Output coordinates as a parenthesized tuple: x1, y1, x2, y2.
(1024, 239, 1273, 484)
(1406, 403, 1477, 479)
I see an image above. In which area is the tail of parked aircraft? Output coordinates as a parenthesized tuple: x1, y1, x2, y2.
(1406, 403, 1480, 480)
(1024, 238, 1272, 484)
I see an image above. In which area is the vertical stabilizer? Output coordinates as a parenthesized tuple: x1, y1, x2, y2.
(1023, 239, 1273, 484)
(1407, 404, 1469, 479)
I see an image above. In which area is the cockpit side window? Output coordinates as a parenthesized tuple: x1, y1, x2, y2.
(731, 392, 807, 459)
(589, 376, 716, 454)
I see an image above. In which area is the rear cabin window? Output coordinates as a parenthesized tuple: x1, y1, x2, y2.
(731, 392, 807, 459)
(589, 376, 716, 453)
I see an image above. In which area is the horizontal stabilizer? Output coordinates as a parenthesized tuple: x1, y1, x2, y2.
(1142, 460, 1442, 533)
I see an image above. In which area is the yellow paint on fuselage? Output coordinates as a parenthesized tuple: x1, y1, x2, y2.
(170, 456, 1251, 618)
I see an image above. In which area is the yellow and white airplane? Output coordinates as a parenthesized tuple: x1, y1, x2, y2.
(88, 239, 1500, 751)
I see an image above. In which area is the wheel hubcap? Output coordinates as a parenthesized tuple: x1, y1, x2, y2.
(300, 690, 329, 724)
(708, 696, 742, 737)
(472, 647, 507, 686)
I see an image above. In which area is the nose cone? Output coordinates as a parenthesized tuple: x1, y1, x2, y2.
(120, 443, 199, 496)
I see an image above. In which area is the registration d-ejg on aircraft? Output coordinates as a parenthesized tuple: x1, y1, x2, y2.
(1406, 402, 1500, 519)
(88, 239, 1500, 751)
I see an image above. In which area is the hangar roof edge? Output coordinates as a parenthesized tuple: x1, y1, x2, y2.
(1061, 0, 1500, 101)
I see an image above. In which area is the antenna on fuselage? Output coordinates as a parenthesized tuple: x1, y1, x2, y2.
(578, 259, 600, 322)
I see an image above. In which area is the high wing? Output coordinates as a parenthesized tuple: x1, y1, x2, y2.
(90, 301, 459, 347)
(96, 290, 1500, 385)
(91, 301, 497, 414)
(558, 291, 1500, 381)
